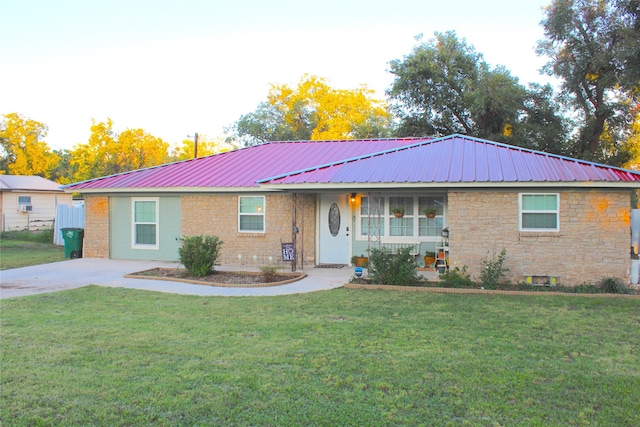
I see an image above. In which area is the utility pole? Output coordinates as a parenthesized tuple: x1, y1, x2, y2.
(193, 133, 198, 159)
(188, 133, 199, 159)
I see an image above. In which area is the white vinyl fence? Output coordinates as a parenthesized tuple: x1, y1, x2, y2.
(53, 205, 85, 246)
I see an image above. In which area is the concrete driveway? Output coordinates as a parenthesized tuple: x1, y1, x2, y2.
(0, 258, 353, 299)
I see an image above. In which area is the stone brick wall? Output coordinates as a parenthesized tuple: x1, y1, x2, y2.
(181, 194, 316, 268)
(84, 195, 110, 258)
(448, 189, 631, 285)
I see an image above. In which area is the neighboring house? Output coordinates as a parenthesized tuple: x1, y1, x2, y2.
(63, 135, 640, 285)
(0, 175, 72, 232)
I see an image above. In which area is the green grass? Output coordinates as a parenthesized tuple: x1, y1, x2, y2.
(0, 236, 65, 270)
(1, 287, 639, 426)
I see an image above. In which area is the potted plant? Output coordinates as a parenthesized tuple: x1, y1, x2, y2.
(351, 255, 368, 267)
(423, 251, 436, 268)
(391, 206, 405, 218)
(422, 207, 437, 218)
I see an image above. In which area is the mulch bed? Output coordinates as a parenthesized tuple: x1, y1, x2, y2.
(125, 268, 306, 288)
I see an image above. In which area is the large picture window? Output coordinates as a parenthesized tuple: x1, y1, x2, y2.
(520, 193, 559, 231)
(358, 194, 445, 240)
(132, 198, 159, 249)
(239, 196, 265, 233)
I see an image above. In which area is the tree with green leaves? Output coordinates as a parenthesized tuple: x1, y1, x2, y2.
(387, 32, 568, 153)
(537, 0, 640, 163)
(228, 75, 393, 146)
(0, 112, 60, 179)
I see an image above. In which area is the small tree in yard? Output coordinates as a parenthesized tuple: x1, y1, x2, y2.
(368, 247, 417, 286)
(179, 235, 223, 277)
(479, 248, 509, 289)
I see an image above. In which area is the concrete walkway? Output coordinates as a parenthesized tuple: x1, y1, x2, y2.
(0, 258, 354, 299)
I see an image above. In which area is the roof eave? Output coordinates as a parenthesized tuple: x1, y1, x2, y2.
(66, 186, 288, 194)
(258, 181, 640, 190)
(2, 188, 66, 193)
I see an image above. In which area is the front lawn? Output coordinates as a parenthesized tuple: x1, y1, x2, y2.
(1, 287, 638, 426)
(0, 231, 65, 270)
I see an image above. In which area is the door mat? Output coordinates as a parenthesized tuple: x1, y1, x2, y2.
(315, 264, 347, 269)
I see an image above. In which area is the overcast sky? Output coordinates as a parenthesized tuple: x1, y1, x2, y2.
(1, 0, 553, 150)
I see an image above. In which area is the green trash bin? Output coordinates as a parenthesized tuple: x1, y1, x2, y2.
(61, 228, 84, 259)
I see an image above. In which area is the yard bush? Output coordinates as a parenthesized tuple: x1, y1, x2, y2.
(368, 247, 417, 286)
(479, 248, 509, 289)
(439, 266, 475, 288)
(178, 235, 223, 277)
(598, 277, 634, 294)
(260, 266, 280, 283)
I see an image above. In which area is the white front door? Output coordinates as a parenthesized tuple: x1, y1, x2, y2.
(319, 194, 350, 265)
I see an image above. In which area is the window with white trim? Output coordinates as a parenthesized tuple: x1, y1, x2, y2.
(418, 196, 444, 237)
(520, 193, 559, 231)
(389, 196, 414, 236)
(17, 195, 33, 212)
(132, 198, 159, 249)
(239, 196, 265, 233)
(360, 195, 385, 236)
(358, 195, 445, 239)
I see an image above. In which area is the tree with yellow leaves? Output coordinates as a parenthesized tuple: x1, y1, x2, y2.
(230, 75, 393, 145)
(169, 134, 236, 161)
(622, 112, 640, 171)
(70, 119, 169, 182)
(0, 112, 60, 178)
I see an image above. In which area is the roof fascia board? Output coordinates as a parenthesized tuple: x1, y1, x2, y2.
(2, 189, 65, 193)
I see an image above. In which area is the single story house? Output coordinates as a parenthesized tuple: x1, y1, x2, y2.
(0, 175, 72, 232)
(64, 134, 640, 285)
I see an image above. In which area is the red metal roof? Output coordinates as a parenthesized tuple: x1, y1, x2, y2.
(64, 138, 423, 190)
(65, 135, 640, 191)
(260, 135, 640, 186)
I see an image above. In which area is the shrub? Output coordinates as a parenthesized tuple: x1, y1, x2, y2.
(479, 248, 509, 289)
(1, 229, 54, 243)
(178, 235, 223, 277)
(260, 266, 280, 283)
(598, 277, 634, 294)
(556, 283, 600, 294)
(368, 247, 417, 286)
(439, 266, 475, 288)
(34, 228, 54, 243)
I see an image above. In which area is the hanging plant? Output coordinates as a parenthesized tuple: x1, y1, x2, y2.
(422, 207, 437, 218)
(391, 207, 405, 218)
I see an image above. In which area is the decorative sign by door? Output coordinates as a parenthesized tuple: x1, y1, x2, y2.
(328, 202, 341, 237)
(281, 242, 295, 261)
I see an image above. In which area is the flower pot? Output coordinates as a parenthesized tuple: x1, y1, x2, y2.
(355, 257, 368, 267)
(393, 212, 404, 218)
(426, 213, 436, 218)
(423, 256, 436, 268)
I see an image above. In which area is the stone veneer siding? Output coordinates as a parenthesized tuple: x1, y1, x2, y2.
(447, 189, 631, 285)
(83, 195, 110, 258)
(181, 194, 316, 267)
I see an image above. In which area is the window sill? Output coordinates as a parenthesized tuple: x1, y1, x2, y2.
(237, 232, 266, 238)
(519, 231, 561, 239)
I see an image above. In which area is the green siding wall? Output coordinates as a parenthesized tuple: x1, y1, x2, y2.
(110, 196, 182, 261)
